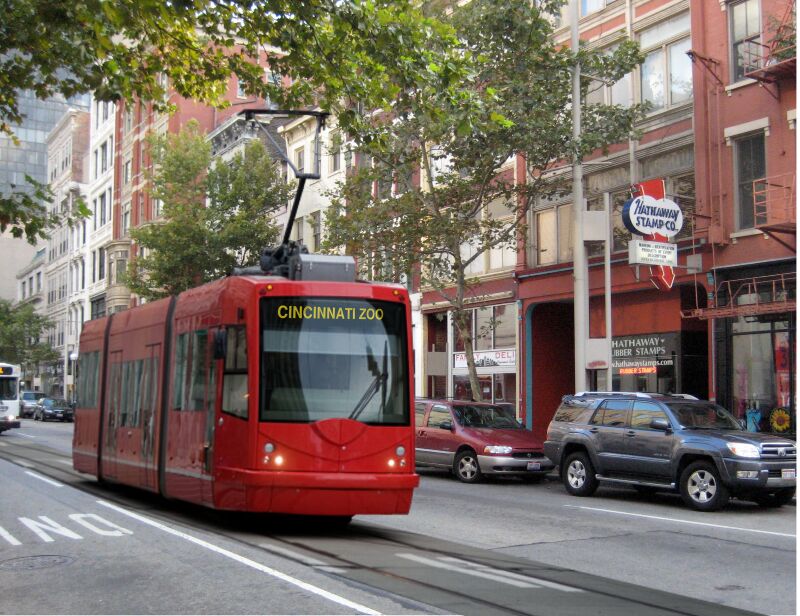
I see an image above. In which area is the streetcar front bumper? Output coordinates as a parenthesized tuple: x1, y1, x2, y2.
(214, 468, 420, 516)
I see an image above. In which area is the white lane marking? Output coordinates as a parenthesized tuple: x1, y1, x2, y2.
(0, 526, 22, 546)
(0, 441, 8, 447)
(12, 432, 37, 439)
(25, 471, 64, 487)
(259, 543, 329, 566)
(98, 500, 381, 615)
(19, 516, 83, 542)
(69, 514, 133, 537)
(13, 459, 33, 468)
(58, 459, 73, 466)
(437, 556, 583, 593)
(396, 553, 583, 592)
(565, 505, 796, 538)
(259, 544, 349, 574)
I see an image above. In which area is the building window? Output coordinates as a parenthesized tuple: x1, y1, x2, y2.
(123, 159, 132, 185)
(585, 46, 633, 108)
(734, 132, 766, 230)
(534, 203, 572, 266)
(639, 12, 692, 112)
(730, 0, 761, 82)
(581, 0, 605, 17)
(311, 212, 322, 252)
(294, 147, 305, 175)
(329, 133, 341, 174)
(236, 78, 247, 98)
(98, 247, 106, 280)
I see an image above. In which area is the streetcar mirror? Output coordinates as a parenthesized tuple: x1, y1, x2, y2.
(214, 329, 228, 360)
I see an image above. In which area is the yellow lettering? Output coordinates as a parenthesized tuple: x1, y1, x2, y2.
(277, 305, 288, 319)
(303, 306, 312, 319)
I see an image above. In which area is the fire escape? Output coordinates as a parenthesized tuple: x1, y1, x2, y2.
(682, 1, 796, 322)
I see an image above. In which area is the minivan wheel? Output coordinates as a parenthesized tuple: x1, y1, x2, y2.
(562, 452, 598, 497)
(454, 450, 483, 483)
(680, 461, 729, 511)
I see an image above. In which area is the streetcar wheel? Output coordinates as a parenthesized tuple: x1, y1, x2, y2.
(680, 461, 729, 511)
(454, 450, 483, 483)
(562, 451, 598, 497)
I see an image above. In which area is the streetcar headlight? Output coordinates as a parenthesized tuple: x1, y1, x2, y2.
(264, 443, 275, 453)
(388, 459, 396, 468)
(395, 446, 406, 457)
(274, 455, 284, 466)
(726, 443, 760, 459)
(484, 445, 513, 455)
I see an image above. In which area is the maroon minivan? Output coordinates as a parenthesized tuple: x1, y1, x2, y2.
(415, 398, 554, 483)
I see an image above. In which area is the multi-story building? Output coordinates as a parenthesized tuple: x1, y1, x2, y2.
(42, 109, 90, 397)
(86, 97, 117, 321)
(15, 247, 47, 390)
(104, 75, 269, 312)
(0, 92, 89, 301)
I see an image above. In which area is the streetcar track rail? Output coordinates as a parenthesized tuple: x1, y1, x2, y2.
(0, 436, 759, 616)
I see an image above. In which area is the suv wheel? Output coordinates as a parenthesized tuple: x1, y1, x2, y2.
(562, 451, 598, 497)
(454, 450, 483, 483)
(680, 461, 729, 511)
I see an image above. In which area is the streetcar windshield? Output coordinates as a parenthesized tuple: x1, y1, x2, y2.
(0, 378, 18, 400)
(260, 297, 409, 424)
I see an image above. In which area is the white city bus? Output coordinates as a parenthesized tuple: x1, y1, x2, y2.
(0, 363, 21, 433)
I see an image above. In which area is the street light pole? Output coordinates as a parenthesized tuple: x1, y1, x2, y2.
(571, 0, 588, 392)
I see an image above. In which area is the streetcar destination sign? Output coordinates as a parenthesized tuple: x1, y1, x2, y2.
(628, 239, 678, 267)
(621, 195, 684, 238)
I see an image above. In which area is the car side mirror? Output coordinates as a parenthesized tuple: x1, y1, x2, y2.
(650, 418, 671, 431)
(439, 420, 453, 431)
(213, 329, 227, 360)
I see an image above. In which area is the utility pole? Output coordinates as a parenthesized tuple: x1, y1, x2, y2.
(571, 0, 588, 392)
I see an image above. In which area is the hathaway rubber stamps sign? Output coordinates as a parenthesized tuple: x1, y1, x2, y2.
(628, 239, 678, 266)
(622, 195, 684, 238)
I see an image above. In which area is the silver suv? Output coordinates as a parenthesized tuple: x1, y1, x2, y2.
(20, 391, 45, 418)
(544, 392, 796, 511)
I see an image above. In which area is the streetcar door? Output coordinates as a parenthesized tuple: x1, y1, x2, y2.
(101, 351, 122, 481)
(214, 325, 250, 507)
(201, 329, 219, 503)
(141, 344, 161, 491)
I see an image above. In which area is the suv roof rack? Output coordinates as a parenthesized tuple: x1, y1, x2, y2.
(573, 391, 699, 400)
(574, 391, 654, 398)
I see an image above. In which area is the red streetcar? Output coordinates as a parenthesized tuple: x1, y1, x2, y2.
(73, 109, 418, 519)
(73, 259, 418, 518)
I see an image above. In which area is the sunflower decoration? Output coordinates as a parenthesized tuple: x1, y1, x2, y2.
(769, 408, 792, 433)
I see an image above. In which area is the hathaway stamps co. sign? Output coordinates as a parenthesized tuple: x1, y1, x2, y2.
(622, 195, 684, 238)
(628, 239, 678, 266)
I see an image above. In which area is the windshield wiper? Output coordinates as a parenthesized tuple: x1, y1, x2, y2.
(349, 341, 388, 420)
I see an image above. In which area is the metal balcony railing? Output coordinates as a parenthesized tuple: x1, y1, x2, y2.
(753, 173, 796, 232)
(742, 2, 796, 82)
(681, 273, 796, 320)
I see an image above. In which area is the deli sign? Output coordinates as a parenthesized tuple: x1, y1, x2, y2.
(622, 195, 684, 238)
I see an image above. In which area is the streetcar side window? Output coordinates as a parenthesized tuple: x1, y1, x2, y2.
(188, 329, 209, 411)
(172, 333, 189, 410)
(222, 325, 248, 419)
(77, 351, 100, 408)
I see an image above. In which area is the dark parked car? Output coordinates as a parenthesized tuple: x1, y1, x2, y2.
(34, 398, 74, 422)
(20, 391, 46, 418)
(544, 392, 796, 511)
(415, 398, 554, 483)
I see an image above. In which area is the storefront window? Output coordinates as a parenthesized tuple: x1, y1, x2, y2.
(731, 317, 794, 435)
